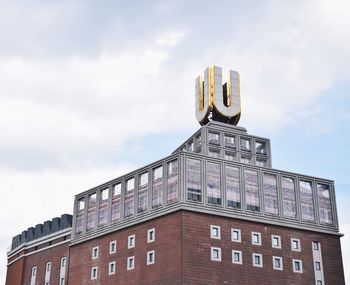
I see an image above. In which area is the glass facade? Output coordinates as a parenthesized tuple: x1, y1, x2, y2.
(300, 180, 315, 221)
(111, 183, 121, 223)
(263, 173, 278, 215)
(167, 160, 178, 203)
(282, 177, 297, 219)
(152, 166, 163, 208)
(86, 193, 96, 231)
(98, 188, 108, 226)
(245, 169, 260, 212)
(206, 162, 221, 205)
(138, 173, 148, 213)
(226, 166, 240, 208)
(186, 158, 202, 202)
(75, 199, 84, 234)
(124, 178, 134, 218)
(317, 184, 333, 225)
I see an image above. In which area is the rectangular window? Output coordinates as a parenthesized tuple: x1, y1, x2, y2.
(252, 232, 261, 246)
(317, 184, 333, 225)
(210, 225, 221, 239)
(86, 193, 96, 231)
(127, 256, 135, 270)
(45, 262, 51, 284)
(124, 178, 135, 218)
(232, 250, 242, 264)
(60, 278, 64, 285)
(61, 257, 66, 268)
(225, 135, 235, 148)
(207, 162, 221, 205)
(245, 169, 260, 212)
(315, 261, 321, 271)
(293, 259, 303, 273)
(92, 246, 99, 259)
(300, 180, 315, 221)
(31, 266, 37, 285)
(138, 172, 148, 213)
(147, 228, 155, 243)
(252, 253, 263, 267)
(271, 235, 281, 249)
(128, 234, 135, 249)
(317, 281, 323, 285)
(98, 188, 109, 226)
(291, 238, 301, 252)
(91, 266, 98, 280)
(241, 154, 252, 164)
(152, 166, 163, 208)
(240, 138, 251, 151)
(210, 247, 222, 261)
(109, 240, 117, 254)
(273, 256, 283, 270)
(208, 148, 220, 158)
(226, 166, 241, 208)
(108, 261, 116, 275)
(75, 198, 85, 235)
(313, 241, 320, 251)
(255, 141, 266, 155)
(186, 158, 202, 202)
(208, 132, 220, 145)
(111, 183, 121, 223)
(46, 262, 51, 272)
(224, 152, 236, 161)
(282, 177, 297, 219)
(167, 160, 178, 204)
(263, 173, 279, 215)
(255, 157, 266, 167)
(231, 229, 241, 242)
(188, 140, 194, 151)
(147, 250, 155, 265)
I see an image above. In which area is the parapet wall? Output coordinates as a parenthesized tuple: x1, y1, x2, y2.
(10, 214, 72, 251)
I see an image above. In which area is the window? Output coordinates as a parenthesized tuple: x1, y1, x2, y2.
(127, 256, 135, 270)
(263, 173, 279, 215)
(46, 262, 51, 272)
(293, 259, 303, 273)
(208, 132, 220, 145)
(271, 235, 281, 249)
(32, 267, 37, 276)
(240, 138, 251, 151)
(128, 234, 135, 249)
(31, 266, 37, 285)
(211, 247, 221, 261)
(315, 261, 321, 271)
(45, 262, 51, 284)
(255, 141, 266, 155)
(317, 281, 323, 285)
(313, 241, 320, 251)
(225, 135, 235, 148)
(101, 188, 109, 200)
(251, 232, 261, 246)
(231, 229, 241, 242)
(188, 141, 194, 151)
(291, 238, 301, 252)
(91, 266, 98, 280)
(245, 169, 260, 212)
(61, 257, 66, 268)
(59, 278, 64, 285)
(252, 253, 263, 267)
(206, 162, 221, 205)
(273, 256, 283, 270)
(108, 261, 116, 275)
(232, 250, 242, 264)
(224, 152, 235, 161)
(147, 250, 155, 265)
(186, 158, 202, 202)
(92, 246, 99, 259)
(300, 180, 315, 221)
(152, 166, 163, 208)
(147, 228, 155, 243)
(138, 172, 148, 213)
(317, 183, 333, 225)
(109, 241, 117, 254)
(241, 154, 251, 164)
(167, 160, 178, 203)
(255, 157, 266, 167)
(226, 166, 241, 209)
(208, 148, 220, 158)
(210, 225, 221, 239)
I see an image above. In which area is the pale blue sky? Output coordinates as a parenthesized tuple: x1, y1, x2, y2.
(0, 0, 349, 283)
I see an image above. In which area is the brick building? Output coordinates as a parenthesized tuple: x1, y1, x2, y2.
(5, 66, 345, 284)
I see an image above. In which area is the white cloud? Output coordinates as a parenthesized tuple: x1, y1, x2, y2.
(155, 31, 185, 47)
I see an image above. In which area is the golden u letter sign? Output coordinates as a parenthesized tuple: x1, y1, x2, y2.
(195, 66, 241, 125)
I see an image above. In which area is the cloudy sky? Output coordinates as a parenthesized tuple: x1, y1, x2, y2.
(1, 0, 350, 283)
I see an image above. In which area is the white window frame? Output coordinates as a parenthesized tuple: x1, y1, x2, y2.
(291, 238, 301, 252)
(272, 256, 283, 270)
(271, 235, 281, 249)
(313, 241, 320, 251)
(210, 225, 221, 239)
(147, 250, 155, 265)
(210, 247, 222, 261)
(59, 278, 65, 285)
(317, 281, 323, 285)
(293, 259, 303, 273)
(252, 253, 263, 267)
(92, 246, 99, 259)
(127, 256, 135, 270)
(61, 257, 66, 268)
(147, 228, 155, 243)
(91, 266, 98, 280)
(315, 261, 321, 271)
(251, 232, 262, 246)
(109, 240, 117, 254)
(231, 229, 241, 243)
(232, 250, 242, 264)
(108, 261, 116, 275)
(31, 266, 37, 285)
(128, 234, 135, 249)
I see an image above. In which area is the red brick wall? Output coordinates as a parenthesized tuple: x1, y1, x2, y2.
(5, 256, 24, 285)
(182, 211, 345, 285)
(68, 211, 183, 285)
